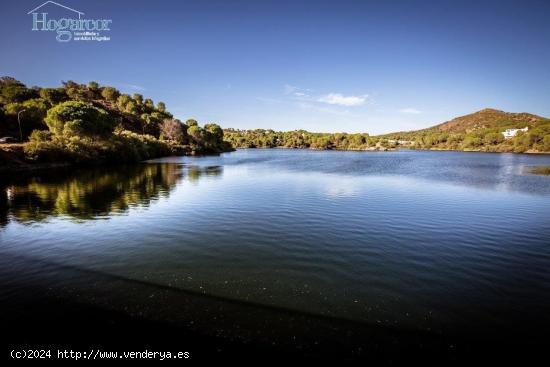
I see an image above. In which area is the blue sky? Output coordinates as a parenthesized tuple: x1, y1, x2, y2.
(2, 0, 550, 134)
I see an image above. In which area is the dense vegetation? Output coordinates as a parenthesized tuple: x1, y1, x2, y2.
(0, 76, 232, 166)
(224, 109, 550, 153)
(380, 109, 550, 153)
(224, 129, 381, 150)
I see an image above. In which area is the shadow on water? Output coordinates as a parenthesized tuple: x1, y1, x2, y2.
(0, 163, 223, 227)
(0, 251, 547, 362)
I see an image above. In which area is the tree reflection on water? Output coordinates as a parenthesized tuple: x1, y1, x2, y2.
(0, 163, 222, 226)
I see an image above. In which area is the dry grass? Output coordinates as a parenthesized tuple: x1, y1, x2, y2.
(0, 143, 25, 149)
(530, 166, 550, 175)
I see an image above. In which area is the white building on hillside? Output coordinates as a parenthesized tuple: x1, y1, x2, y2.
(387, 139, 413, 145)
(502, 127, 528, 139)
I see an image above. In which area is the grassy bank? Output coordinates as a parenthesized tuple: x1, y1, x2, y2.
(0, 136, 226, 172)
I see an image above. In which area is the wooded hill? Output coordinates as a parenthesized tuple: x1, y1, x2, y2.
(0, 77, 232, 167)
(379, 108, 550, 153)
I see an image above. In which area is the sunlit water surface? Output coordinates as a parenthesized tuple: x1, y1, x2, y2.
(1, 150, 550, 334)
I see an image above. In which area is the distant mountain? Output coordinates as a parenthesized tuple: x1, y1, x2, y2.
(382, 108, 550, 138)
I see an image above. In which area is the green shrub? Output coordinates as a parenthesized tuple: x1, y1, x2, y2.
(44, 101, 115, 137)
(25, 133, 68, 162)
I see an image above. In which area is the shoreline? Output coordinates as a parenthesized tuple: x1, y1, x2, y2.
(2, 144, 549, 173)
(0, 143, 233, 173)
(231, 145, 550, 155)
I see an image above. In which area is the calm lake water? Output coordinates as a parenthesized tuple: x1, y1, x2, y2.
(1, 149, 550, 337)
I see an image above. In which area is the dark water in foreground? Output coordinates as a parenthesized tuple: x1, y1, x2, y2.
(1, 149, 550, 337)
